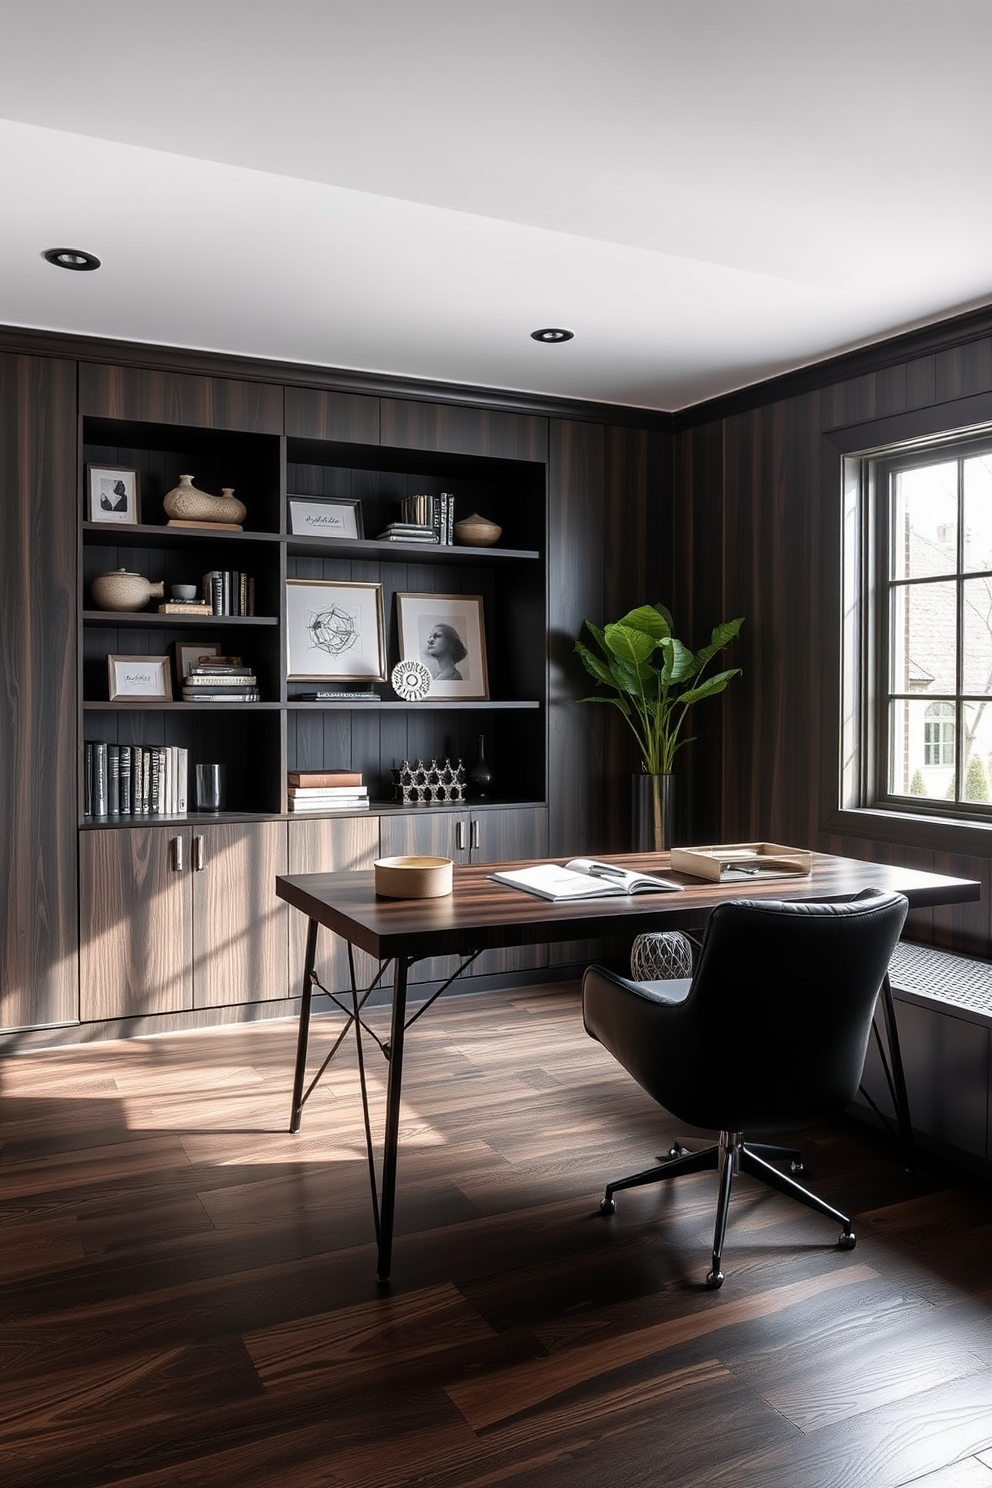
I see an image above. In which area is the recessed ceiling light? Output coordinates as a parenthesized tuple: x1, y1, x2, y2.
(44, 247, 101, 272)
(531, 327, 574, 343)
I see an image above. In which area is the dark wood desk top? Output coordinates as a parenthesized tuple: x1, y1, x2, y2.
(276, 851, 981, 961)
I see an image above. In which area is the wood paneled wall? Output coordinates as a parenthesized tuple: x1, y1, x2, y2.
(0, 354, 79, 1031)
(676, 333, 992, 954)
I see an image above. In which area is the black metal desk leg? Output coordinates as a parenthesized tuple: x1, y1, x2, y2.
(879, 971, 915, 1172)
(376, 955, 410, 1284)
(289, 917, 320, 1134)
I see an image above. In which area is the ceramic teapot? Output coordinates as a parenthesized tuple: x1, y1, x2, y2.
(91, 569, 165, 612)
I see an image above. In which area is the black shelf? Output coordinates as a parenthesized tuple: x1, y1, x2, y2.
(284, 535, 540, 563)
(83, 611, 278, 627)
(83, 522, 280, 549)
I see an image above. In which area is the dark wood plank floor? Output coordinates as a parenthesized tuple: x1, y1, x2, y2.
(3, 982, 992, 1488)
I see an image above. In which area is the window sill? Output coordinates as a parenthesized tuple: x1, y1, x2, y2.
(824, 806, 992, 857)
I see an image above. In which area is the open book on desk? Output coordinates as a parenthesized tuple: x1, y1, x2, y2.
(490, 858, 683, 901)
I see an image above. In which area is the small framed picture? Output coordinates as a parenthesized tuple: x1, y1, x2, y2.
(395, 593, 489, 700)
(288, 496, 364, 540)
(286, 579, 385, 681)
(87, 465, 141, 525)
(174, 639, 222, 685)
(108, 654, 173, 700)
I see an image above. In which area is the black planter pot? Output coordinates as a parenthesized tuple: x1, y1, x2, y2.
(632, 772, 678, 851)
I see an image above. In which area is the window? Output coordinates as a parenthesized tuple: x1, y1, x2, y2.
(853, 435, 992, 818)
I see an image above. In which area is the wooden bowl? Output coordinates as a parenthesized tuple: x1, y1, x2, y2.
(374, 855, 453, 898)
(453, 512, 502, 547)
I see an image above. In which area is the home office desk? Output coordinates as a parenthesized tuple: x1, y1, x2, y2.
(275, 851, 980, 1281)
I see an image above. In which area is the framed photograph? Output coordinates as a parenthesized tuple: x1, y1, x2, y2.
(174, 639, 222, 685)
(108, 654, 173, 701)
(288, 496, 364, 541)
(395, 592, 489, 700)
(286, 579, 385, 681)
(87, 465, 141, 526)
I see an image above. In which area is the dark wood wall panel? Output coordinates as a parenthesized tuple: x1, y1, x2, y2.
(0, 354, 78, 1032)
(380, 398, 547, 461)
(597, 424, 673, 850)
(79, 365, 283, 434)
(284, 386, 380, 444)
(547, 418, 605, 858)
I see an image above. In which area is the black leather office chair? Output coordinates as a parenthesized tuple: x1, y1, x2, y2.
(582, 889, 908, 1287)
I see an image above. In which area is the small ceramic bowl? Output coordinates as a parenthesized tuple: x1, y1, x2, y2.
(374, 856, 453, 898)
(454, 513, 502, 547)
(171, 584, 198, 601)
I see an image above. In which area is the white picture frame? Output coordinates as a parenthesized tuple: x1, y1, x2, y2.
(108, 654, 173, 700)
(288, 496, 363, 541)
(285, 578, 385, 681)
(87, 465, 141, 525)
(395, 592, 489, 700)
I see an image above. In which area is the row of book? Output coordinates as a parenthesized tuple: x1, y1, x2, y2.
(287, 769, 369, 812)
(85, 742, 188, 818)
(183, 659, 259, 702)
(377, 493, 455, 545)
(202, 570, 256, 616)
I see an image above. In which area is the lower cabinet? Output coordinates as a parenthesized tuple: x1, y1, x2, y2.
(379, 806, 549, 983)
(286, 813, 381, 1000)
(79, 822, 289, 1021)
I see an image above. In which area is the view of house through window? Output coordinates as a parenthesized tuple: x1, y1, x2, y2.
(885, 445, 992, 811)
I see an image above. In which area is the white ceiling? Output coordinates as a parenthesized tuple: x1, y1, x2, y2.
(2, 0, 991, 412)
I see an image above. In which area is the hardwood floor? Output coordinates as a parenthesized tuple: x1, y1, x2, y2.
(3, 982, 992, 1487)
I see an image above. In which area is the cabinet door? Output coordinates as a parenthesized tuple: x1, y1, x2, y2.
(79, 827, 193, 1022)
(467, 807, 548, 977)
(287, 815, 380, 1000)
(191, 822, 288, 1008)
(379, 813, 467, 983)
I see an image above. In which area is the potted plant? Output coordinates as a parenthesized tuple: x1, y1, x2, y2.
(575, 603, 743, 849)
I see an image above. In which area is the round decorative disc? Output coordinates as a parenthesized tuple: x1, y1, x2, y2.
(391, 659, 432, 701)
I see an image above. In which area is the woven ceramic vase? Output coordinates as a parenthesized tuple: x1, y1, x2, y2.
(163, 474, 247, 525)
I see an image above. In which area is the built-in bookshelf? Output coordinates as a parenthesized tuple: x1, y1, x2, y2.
(79, 416, 548, 822)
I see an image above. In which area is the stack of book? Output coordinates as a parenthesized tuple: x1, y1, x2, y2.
(183, 659, 259, 702)
(376, 521, 436, 543)
(401, 492, 455, 544)
(85, 742, 188, 817)
(201, 570, 256, 616)
(287, 769, 369, 811)
(158, 597, 213, 616)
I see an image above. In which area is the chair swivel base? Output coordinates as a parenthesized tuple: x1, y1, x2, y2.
(599, 1130, 856, 1288)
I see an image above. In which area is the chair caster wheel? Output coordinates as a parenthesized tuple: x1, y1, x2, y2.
(790, 1160, 804, 1175)
(669, 1144, 688, 1159)
(600, 1196, 616, 1215)
(705, 1268, 724, 1289)
(838, 1229, 856, 1250)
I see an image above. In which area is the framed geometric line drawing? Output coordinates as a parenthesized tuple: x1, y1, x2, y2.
(285, 579, 385, 681)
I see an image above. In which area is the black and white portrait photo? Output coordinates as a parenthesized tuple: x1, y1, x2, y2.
(396, 593, 489, 700)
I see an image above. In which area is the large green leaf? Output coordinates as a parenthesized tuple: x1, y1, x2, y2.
(678, 667, 742, 705)
(617, 604, 670, 641)
(603, 622, 657, 667)
(574, 639, 614, 687)
(695, 618, 744, 667)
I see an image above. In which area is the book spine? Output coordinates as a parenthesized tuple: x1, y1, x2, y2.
(94, 743, 108, 816)
(247, 574, 255, 617)
(84, 742, 93, 817)
(107, 745, 120, 816)
(431, 495, 442, 545)
(133, 746, 143, 815)
(119, 745, 132, 816)
(445, 492, 454, 544)
(142, 749, 152, 813)
(150, 749, 162, 815)
(177, 747, 188, 814)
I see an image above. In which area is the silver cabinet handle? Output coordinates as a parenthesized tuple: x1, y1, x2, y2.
(194, 835, 205, 871)
(455, 820, 466, 851)
(470, 818, 480, 850)
(172, 835, 184, 872)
